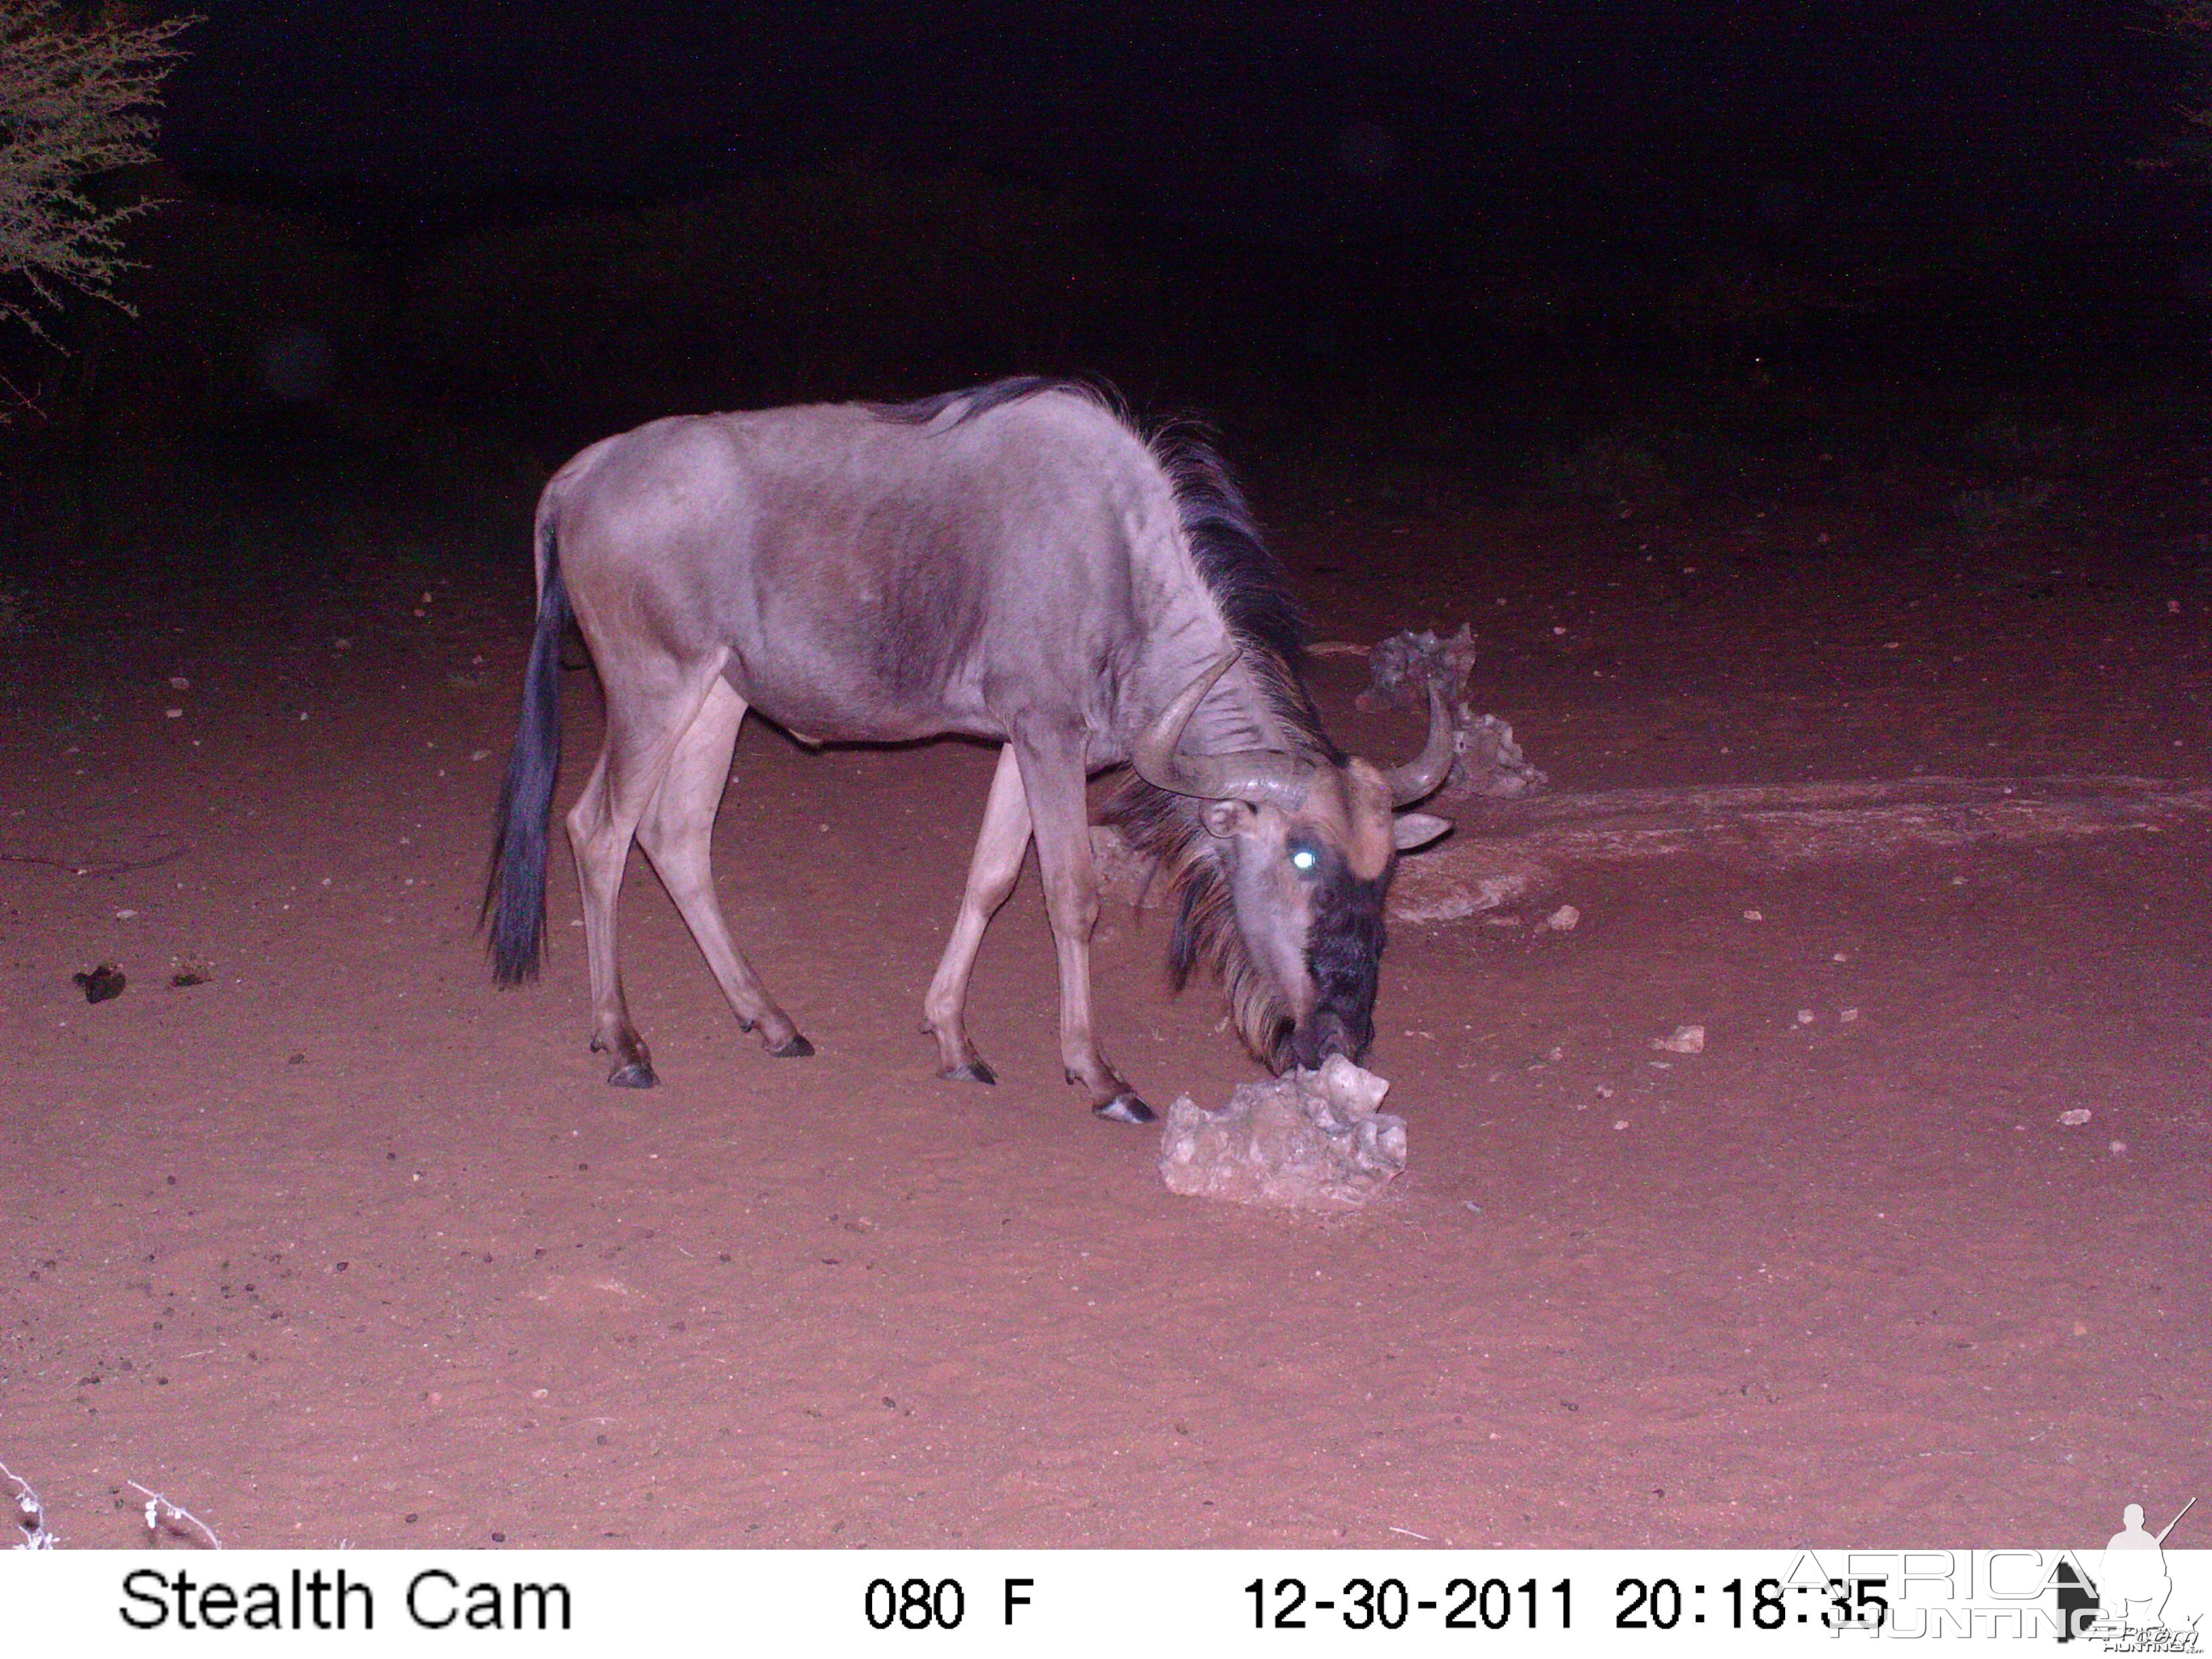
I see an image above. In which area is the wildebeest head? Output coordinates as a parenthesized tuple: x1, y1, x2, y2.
(1132, 653, 1453, 1072)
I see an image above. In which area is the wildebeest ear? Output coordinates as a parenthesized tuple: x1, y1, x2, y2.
(1202, 800, 1257, 839)
(1391, 811, 1451, 852)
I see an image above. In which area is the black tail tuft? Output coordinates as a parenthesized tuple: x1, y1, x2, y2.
(481, 517, 570, 985)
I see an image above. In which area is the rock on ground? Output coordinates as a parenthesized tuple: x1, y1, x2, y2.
(1359, 626, 1549, 800)
(1386, 840, 1555, 922)
(1159, 1056, 1408, 1213)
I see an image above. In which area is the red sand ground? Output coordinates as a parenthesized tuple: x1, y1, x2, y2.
(3, 451, 2206, 1549)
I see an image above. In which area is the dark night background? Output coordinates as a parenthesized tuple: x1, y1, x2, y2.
(3, 1, 2204, 482)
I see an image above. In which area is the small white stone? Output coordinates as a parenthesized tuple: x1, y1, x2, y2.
(114, 908, 136, 920)
(164, 708, 182, 719)
(1742, 909, 1763, 922)
(168, 675, 190, 690)
(1795, 1008, 1816, 1025)
(2108, 1140, 2128, 1155)
(1652, 1023, 1706, 1054)
(1540, 904, 1580, 933)
(1613, 1119, 1630, 1130)
(1839, 1007, 1860, 1023)
(2059, 1109, 2092, 1127)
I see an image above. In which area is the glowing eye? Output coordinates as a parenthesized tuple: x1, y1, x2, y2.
(1290, 848, 1317, 872)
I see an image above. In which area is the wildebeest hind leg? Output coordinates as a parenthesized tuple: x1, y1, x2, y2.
(637, 679, 811, 1058)
(566, 665, 719, 1088)
(567, 748, 657, 1086)
(923, 743, 1032, 1084)
(1013, 729, 1153, 1124)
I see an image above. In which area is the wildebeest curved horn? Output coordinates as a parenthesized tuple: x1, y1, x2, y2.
(1386, 680, 1456, 805)
(1133, 652, 1308, 806)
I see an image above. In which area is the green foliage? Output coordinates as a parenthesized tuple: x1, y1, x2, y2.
(0, 0, 192, 339)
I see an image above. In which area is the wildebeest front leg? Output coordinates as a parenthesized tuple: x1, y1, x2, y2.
(923, 743, 1032, 1084)
(637, 678, 812, 1059)
(1013, 729, 1153, 1124)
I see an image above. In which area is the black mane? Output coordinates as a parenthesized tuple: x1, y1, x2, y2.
(1151, 427, 1312, 687)
(869, 375, 1090, 428)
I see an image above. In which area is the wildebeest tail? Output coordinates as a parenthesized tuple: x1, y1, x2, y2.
(482, 514, 571, 985)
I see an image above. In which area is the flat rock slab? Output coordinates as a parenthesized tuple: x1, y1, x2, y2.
(1387, 840, 1553, 923)
(1160, 1056, 1408, 1213)
(1387, 774, 2212, 924)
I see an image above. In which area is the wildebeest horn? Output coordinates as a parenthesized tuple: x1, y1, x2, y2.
(1386, 680, 1456, 805)
(1133, 652, 1309, 806)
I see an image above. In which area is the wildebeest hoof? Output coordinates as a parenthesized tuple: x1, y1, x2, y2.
(941, 1059, 998, 1086)
(771, 1033, 815, 1059)
(607, 1059, 657, 1088)
(1094, 1092, 1156, 1126)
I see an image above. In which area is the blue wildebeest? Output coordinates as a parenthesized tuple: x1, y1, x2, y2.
(482, 379, 1453, 1123)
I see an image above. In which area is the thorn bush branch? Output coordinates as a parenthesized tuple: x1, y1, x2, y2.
(126, 1480, 223, 1550)
(0, 1457, 57, 1549)
(0, 0, 196, 342)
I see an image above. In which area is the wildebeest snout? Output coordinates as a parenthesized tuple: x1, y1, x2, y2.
(1284, 1004, 1373, 1072)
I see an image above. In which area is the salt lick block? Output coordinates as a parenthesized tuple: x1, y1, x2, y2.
(1159, 1054, 1408, 1213)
